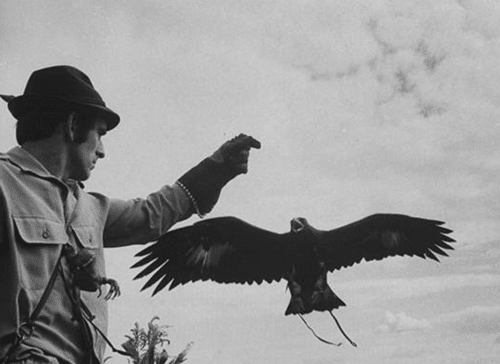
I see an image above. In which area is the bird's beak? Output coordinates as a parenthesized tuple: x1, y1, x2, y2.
(291, 218, 305, 233)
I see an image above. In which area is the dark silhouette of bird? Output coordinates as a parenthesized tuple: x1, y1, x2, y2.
(132, 214, 455, 318)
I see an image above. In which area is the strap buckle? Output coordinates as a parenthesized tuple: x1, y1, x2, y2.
(0, 322, 34, 364)
(16, 321, 34, 342)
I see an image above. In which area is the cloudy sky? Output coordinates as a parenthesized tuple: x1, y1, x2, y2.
(1, 0, 500, 363)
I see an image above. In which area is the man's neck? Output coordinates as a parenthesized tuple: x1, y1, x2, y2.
(22, 136, 69, 180)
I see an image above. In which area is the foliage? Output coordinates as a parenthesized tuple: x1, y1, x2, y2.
(121, 316, 193, 364)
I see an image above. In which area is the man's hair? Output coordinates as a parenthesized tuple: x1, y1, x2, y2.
(16, 103, 98, 145)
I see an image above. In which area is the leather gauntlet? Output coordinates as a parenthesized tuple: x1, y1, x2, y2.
(177, 134, 260, 216)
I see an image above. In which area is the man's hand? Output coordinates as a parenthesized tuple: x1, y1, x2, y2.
(177, 133, 261, 216)
(210, 134, 261, 175)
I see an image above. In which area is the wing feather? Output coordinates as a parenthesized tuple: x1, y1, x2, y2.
(318, 214, 455, 271)
(132, 216, 290, 295)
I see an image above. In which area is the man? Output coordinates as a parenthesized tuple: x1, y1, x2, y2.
(0, 65, 260, 364)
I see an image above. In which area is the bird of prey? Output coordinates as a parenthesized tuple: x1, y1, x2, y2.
(132, 213, 454, 345)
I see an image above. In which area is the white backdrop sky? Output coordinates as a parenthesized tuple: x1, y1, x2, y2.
(1, 1, 500, 363)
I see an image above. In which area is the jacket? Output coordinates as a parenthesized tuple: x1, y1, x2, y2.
(0, 147, 193, 364)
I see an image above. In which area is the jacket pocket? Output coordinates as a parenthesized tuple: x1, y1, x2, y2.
(72, 225, 101, 249)
(13, 216, 67, 290)
(13, 216, 67, 246)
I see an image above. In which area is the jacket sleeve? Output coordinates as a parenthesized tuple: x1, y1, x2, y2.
(100, 183, 194, 248)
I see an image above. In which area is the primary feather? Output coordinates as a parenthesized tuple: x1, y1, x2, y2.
(133, 217, 290, 294)
(132, 213, 455, 314)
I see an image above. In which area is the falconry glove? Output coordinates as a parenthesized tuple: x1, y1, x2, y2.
(177, 134, 261, 216)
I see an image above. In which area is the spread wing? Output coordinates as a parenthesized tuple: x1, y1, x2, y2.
(317, 214, 455, 272)
(132, 217, 292, 295)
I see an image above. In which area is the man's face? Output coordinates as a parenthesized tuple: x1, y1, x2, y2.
(69, 118, 107, 181)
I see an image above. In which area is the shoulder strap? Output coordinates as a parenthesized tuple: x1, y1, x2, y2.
(1, 252, 63, 364)
(29, 253, 64, 323)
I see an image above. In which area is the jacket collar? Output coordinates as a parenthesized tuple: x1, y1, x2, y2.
(5, 146, 83, 188)
(6, 146, 54, 178)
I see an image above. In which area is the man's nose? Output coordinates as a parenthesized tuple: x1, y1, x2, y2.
(96, 140, 105, 159)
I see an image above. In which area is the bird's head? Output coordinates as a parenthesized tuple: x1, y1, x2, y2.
(290, 217, 309, 233)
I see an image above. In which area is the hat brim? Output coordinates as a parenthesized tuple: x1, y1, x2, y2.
(8, 95, 120, 131)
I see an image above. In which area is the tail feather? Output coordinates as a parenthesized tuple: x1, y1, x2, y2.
(311, 286, 346, 312)
(285, 288, 345, 315)
(285, 296, 309, 315)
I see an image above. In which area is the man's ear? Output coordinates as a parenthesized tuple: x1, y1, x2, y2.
(64, 112, 79, 142)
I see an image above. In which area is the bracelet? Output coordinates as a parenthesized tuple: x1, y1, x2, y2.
(175, 180, 205, 218)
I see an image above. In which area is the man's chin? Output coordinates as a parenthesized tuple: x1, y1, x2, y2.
(70, 170, 91, 182)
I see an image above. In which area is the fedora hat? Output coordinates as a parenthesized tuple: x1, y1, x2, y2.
(6, 65, 120, 130)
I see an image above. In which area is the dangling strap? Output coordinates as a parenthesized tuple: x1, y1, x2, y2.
(77, 301, 132, 358)
(58, 252, 132, 359)
(328, 311, 357, 347)
(297, 312, 358, 347)
(1, 253, 63, 364)
(298, 314, 342, 346)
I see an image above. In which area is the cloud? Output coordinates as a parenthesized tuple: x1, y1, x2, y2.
(461, 0, 500, 40)
(378, 311, 431, 333)
(3, 2, 500, 364)
(437, 306, 500, 334)
(336, 273, 500, 306)
(446, 240, 500, 274)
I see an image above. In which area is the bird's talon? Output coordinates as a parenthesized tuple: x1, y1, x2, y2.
(97, 277, 121, 300)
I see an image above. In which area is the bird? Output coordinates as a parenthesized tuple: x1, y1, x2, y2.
(132, 213, 455, 345)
